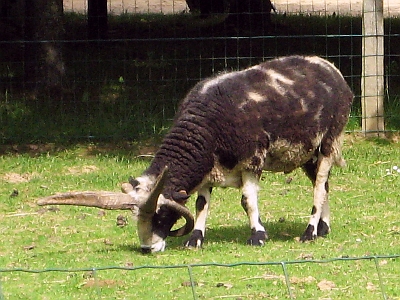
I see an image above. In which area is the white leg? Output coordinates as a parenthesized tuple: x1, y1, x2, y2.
(241, 172, 267, 245)
(320, 198, 330, 232)
(184, 186, 211, 248)
(301, 154, 332, 241)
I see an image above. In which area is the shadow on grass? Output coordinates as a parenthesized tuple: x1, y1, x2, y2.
(0, 140, 161, 158)
(114, 219, 308, 253)
(203, 220, 306, 244)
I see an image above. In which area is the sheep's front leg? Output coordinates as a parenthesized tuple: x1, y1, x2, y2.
(241, 172, 267, 246)
(184, 187, 212, 248)
(300, 155, 332, 241)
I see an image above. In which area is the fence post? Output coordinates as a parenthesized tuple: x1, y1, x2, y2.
(361, 0, 385, 137)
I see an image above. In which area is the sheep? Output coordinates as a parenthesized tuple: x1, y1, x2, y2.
(38, 55, 354, 253)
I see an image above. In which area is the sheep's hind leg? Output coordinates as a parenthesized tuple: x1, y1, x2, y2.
(241, 172, 267, 246)
(300, 154, 332, 241)
(184, 187, 212, 248)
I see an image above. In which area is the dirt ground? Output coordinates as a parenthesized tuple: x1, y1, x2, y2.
(63, 0, 399, 16)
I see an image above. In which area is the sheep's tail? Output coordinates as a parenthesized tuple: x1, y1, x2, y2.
(332, 133, 346, 168)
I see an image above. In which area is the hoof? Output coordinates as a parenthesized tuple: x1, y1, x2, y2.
(184, 229, 204, 248)
(300, 224, 316, 242)
(247, 230, 267, 246)
(300, 220, 330, 242)
(317, 219, 330, 237)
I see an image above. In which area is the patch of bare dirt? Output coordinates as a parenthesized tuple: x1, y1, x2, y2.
(66, 165, 99, 175)
(2, 172, 37, 183)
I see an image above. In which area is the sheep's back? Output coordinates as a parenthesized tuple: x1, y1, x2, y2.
(151, 56, 353, 193)
(187, 56, 353, 173)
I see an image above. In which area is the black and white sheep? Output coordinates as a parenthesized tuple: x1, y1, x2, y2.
(38, 55, 354, 253)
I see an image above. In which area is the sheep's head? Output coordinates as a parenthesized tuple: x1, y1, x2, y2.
(37, 167, 194, 253)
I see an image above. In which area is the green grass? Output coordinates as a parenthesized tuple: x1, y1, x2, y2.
(1, 11, 400, 299)
(1, 135, 400, 299)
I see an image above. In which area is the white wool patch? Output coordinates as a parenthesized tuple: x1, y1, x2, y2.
(205, 161, 242, 188)
(247, 91, 265, 102)
(318, 80, 333, 95)
(304, 56, 344, 79)
(300, 98, 309, 112)
(264, 138, 316, 173)
(312, 132, 325, 148)
(313, 105, 323, 121)
(331, 133, 346, 167)
(265, 69, 295, 96)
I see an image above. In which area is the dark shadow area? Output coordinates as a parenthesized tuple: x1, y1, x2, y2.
(1, 12, 399, 144)
(205, 220, 306, 244)
(0, 140, 160, 157)
(88, 219, 307, 254)
(154, 220, 307, 251)
(108, 244, 142, 254)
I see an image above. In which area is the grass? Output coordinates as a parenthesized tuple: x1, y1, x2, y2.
(0, 10, 400, 299)
(1, 134, 400, 299)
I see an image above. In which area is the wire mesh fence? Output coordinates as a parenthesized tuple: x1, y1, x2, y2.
(1, 255, 399, 299)
(0, 0, 399, 142)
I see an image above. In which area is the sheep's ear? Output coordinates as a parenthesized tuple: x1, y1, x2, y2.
(172, 190, 189, 203)
(139, 166, 169, 215)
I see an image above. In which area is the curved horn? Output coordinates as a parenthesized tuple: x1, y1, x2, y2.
(139, 166, 169, 215)
(162, 198, 194, 237)
(127, 166, 194, 237)
(37, 191, 136, 210)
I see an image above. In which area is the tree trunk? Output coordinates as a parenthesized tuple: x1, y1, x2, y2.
(24, 0, 65, 97)
(186, 0, 226, 16)
(88, 0, 108, 40)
